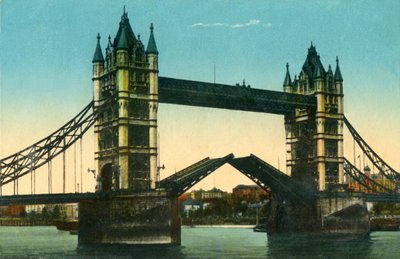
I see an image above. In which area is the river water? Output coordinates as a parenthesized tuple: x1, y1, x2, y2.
(0, 226, 399, 258)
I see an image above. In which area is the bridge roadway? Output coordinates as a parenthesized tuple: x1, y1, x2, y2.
(158, 77, 317, 114)
(1, 192, 399, 206)
(0, 190, 170, 206)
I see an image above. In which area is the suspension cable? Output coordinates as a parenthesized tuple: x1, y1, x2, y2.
(0, 96, 114, 187)
(31, 168, 33, 195)
(344, 116, 399, 180)
(74, 142, 77, 193)
(48, 159, 52, 194)
(63, 138, 66, 194)
(80, 135, 83, 193)
(34, 168, 35, 194)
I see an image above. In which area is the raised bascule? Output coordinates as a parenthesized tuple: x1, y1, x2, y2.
(1, 9, 399, 246)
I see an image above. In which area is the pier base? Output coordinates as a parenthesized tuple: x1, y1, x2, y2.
(78, 191, 180, 246)
(266, 192, 370, 236)
(318, 192, 370, 235)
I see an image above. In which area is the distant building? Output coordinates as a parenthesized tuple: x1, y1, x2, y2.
(26, 204, 45, 214)
(181, 197, 202, 217)
(0, 206, 7, 216)
(3, 205, 26, 217)
(232, 184, 269, 202)
(25, 204, 78, 219)
(59, 204, 79, 219)
(189, 188, 228, 201)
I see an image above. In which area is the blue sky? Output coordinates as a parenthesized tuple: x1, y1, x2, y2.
(1, 0, 399, 193)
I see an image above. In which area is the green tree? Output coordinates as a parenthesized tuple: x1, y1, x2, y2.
(41, 207, 50, 220)
(52, 205, 61, 219)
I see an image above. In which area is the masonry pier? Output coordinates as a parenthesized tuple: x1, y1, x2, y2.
(266, 192, 369, 236)
(78, 191, 180, 246)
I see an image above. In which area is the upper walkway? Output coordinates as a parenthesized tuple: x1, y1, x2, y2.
(158, 77, 317, 115)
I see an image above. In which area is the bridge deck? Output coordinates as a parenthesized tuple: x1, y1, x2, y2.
(0, 190, 169, 206)
(158, 77, 317, 115)
(159, 154, 234, 196)
(229, 154, 317, 204)
(0, 193, 98, 206)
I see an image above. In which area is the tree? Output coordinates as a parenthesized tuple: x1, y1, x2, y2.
(52, 205, 61, 219)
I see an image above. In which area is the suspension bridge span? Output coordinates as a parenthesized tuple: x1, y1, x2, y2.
(1, 10, 399, 245)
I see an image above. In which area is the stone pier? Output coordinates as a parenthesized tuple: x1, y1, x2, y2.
(266, 192, 370, 236)
(78, 191, 180, 246)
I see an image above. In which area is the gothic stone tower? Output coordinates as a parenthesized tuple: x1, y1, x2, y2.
(283, 44, 344, 191)
(81, 11, 180, 246)
(92, 11, 159, 191)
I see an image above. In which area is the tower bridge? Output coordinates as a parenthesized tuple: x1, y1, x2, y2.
(1, 10, 399, 246)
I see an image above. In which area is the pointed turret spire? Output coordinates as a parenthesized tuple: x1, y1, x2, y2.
(116, 24, 129, 50)
(92, 33, 104, 63)
(313, 55, 325, 79)
(105, 35, 112, 54)
(283, 63, 292, 86)
(107, 35, 112, 48)
(114, 8, 136, 50)
(334, 56, 343, 81)
(146, 23, 158, 54)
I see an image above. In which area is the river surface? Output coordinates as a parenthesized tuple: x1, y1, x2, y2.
(0, 226, 399, 258)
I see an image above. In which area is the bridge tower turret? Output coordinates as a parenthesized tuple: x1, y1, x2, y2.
(115, 14, 130, 190)
(92, 33, 104, 180)
(284, 43, 344, 191)
(335, 57, 344, 185)
(283, 63, 293, 176)
(314, 54, 327, 191)
(283, 63, 292, 93)
(93, 10, 159, 191)
(146, 23, 159, 189)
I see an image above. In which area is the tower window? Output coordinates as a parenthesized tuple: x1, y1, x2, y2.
(129, 100, 149, 119)
(326, 139, 338, 157)
(129, 125, 149, 147)
(128, 155, 150, 180)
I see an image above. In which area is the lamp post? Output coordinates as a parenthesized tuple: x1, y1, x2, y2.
(87, 168, 96, 192)
(156, 164, 165, 188)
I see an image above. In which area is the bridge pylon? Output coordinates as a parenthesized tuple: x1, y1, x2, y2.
(92, 11, 159, 192)
(283, 44, 344, 192)
(78, 10, 181, 247)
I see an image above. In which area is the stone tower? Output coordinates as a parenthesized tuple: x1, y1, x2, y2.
(283, 44, 344, 191)
(92, 10, 159, 191)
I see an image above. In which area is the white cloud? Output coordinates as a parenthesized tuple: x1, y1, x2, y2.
(191, 19, 271, 29)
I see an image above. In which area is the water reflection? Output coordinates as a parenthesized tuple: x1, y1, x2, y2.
(77, 244, 185, 258)
(267, 234, 372, 258)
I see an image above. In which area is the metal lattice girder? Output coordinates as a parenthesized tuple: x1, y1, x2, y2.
(0, 97, 115, 186)
(344, 116, 399, 180)
(0, 192, 99, 206)
(159, 77, 317, 115)
(0, 189, 159, 206)
(229, 154, 317, 205)
(343, 158, 395, 194)
(159, 154, 234, 196)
